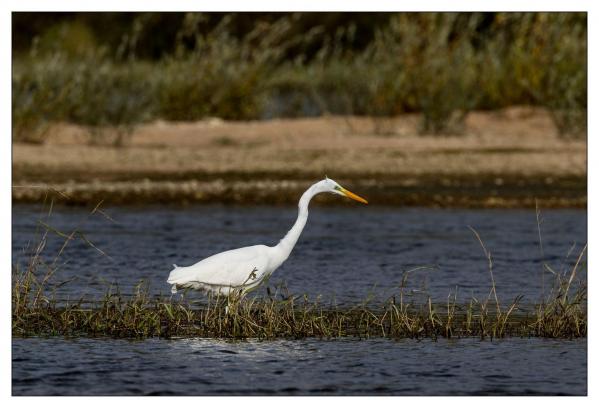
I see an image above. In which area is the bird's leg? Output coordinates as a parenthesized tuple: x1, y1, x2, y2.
(180, 288, 189, 302)
(225, 289, 234, 315)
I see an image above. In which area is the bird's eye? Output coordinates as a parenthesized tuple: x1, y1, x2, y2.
(334, 185, 341, 190)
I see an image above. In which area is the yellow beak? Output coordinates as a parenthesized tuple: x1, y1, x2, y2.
(340, 187, 368, 204)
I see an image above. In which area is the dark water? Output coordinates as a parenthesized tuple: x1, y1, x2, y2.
(12, 205, 587, 395)
(12, 337, 586, 395)
(12, 205, 587, 303)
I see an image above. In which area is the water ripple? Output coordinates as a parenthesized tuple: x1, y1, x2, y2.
(12, 337, 587, 395)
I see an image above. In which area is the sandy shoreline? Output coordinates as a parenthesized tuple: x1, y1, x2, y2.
(12, 107, 587, 207)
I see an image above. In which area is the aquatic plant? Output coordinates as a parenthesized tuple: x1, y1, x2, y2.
(11, 268, 587, 340)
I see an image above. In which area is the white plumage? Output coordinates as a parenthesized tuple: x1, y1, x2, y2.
(167, 245, 273, 295)
(166, 177, 368, 296)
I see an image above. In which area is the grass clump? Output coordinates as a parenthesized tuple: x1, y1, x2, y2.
(12, 272, 587, 340)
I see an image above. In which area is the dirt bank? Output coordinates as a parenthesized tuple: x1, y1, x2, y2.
(12, 107, 587, 207)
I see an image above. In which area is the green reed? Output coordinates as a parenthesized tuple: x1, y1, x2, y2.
(13, 12, 586, 142)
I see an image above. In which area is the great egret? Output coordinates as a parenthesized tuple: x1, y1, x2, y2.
(167, 177, 368, 295)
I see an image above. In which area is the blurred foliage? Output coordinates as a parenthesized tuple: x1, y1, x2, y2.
(157, 14, 297, 121)
(12, 12, 587, 142)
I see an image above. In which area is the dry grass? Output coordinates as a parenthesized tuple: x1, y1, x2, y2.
(12, 272, 587, 340)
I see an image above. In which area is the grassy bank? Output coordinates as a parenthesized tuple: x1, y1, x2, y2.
(13, 13, 587, 142)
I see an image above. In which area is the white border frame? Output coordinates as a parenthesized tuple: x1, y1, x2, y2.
(2, 1, 594, 406)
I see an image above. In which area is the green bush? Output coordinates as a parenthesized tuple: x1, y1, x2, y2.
(13, 51, 156, 143)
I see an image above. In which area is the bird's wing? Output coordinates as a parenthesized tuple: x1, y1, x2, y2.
(168, 245, 271, 288)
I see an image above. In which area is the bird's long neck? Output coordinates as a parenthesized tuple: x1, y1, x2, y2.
(275, 185, 317, 261)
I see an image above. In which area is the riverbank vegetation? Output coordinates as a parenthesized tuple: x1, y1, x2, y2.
(11, 266, 588, 340)
(13, 12, 587, 143)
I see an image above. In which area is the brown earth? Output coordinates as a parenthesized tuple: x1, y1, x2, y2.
(12, 107, 587, 207)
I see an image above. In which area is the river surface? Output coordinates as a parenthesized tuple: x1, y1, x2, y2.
(12, 205, 587, 395)
(12, 337, 586, 395)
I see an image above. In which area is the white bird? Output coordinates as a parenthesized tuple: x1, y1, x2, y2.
(167, 177, 368, 296)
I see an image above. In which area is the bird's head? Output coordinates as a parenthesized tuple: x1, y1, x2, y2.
(316, 176, 368, 204)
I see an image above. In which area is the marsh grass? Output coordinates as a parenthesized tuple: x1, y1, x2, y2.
(13, 13, 587, 141)
(12, 270, 586, 340)
(12, 198, 586, 340)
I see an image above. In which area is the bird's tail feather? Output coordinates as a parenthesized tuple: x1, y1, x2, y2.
(167, 264, 185, 284)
